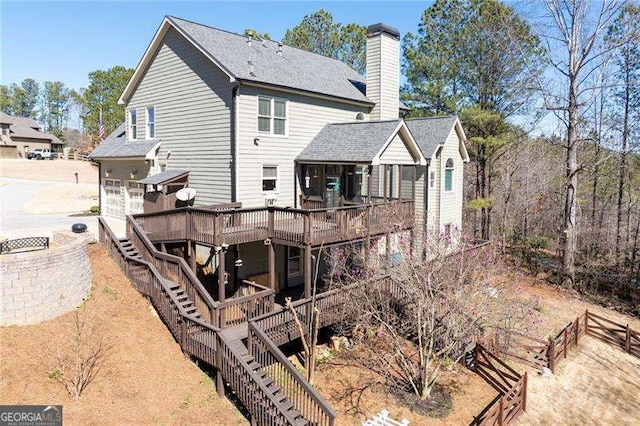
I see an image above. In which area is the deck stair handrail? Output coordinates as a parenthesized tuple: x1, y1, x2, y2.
(216, 332, 305, 426)
(98, 217, 213, 345)
(248, 321, 337, 426)
(126, 214, 219, 326)
(100, 217, 309, 425)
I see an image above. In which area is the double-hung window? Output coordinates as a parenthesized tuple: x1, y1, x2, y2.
(444, 158, 454, 192)
(129, 109, 137, 140)
(146, 106, 155, 139)
(262, 166, 278, 192)
(258, 96, 287, 135)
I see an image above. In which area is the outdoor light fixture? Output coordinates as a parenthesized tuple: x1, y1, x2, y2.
(254, 137, 260, 145)
(130, 170, 138, 179)
(105, 169, 112, 177)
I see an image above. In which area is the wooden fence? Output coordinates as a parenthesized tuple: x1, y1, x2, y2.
(484, 309, 638, 376)
(586, 310, 640, 357)
(471, 344, 527, 425)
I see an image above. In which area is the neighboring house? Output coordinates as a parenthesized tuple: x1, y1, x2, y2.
(0, 112, 64, 158)
(91, 16, 469, 289)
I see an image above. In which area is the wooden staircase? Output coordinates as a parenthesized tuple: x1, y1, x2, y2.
(100, 218, 331, 426)
(227, 338, 308, 426)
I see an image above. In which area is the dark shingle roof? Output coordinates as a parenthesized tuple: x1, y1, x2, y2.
(138, 169, 189, 185)
(296, 120, 402, 163)
(167, 16, 371, 105)
(405, 116, 458, 157)
(89, 123, 159, 159)
(0, 112, 60, 143)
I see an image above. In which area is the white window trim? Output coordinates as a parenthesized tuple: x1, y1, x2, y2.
(261, 164, 279, 194)
(444, 158, 454, 193)
(129, 109, 138, 141)
(257, 95, 288, 137)
(145, 106, 155, 139)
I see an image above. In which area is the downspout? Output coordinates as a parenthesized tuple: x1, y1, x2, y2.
(231, 84, 240, 202)
(98, 162, 102, 215)
(424, 162, 429, 220)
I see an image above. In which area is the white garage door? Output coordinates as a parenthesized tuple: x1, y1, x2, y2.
(126, 181, 144, 214)
(103, 178, 123, 218)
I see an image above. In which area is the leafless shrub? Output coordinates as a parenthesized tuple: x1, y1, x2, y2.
(47, 310, 109, 399)
(325, 228, 540, 401)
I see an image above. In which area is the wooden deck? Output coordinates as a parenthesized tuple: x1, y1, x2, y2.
(133, 200, 415, 248)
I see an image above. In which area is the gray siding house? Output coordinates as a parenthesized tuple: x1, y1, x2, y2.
(90, 16, 469, 289)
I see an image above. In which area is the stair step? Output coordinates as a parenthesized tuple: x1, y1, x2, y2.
(185, 307, 198, 314)
(273, 392, 286, 403)
(261, 377, 274, 387)
(247, 361, 261, 371)
(280, 401, 294, 411)
(288, 409, 302, 419)
(267, 384, 282, 394)
(293, 417, 308, 426)
(242, 353, 254, 362)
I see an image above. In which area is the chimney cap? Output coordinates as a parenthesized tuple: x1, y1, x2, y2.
(366, 23, 400, 40)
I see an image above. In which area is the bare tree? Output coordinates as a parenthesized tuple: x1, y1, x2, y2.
(524, 0, 626, 287)
(47, 311, 109, 400)
(326, 231, 539, 401)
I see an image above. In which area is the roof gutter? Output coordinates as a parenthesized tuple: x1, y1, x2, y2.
(238, 79, 374, 108)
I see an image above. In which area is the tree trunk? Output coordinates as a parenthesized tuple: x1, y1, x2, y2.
(615, 56, 630, 264)
(563, 72, 579, 288)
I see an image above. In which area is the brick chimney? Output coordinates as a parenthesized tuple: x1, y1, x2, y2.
(366, 23, 400, 121)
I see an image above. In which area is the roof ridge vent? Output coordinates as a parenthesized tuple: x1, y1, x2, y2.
(277, 42, 283, 57)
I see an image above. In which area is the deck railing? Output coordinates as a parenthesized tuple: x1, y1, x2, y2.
(100, 217, 301, 425)
(248, 322, 337, 426)
(133, 199, 415, 248)
(126, 215, 219, 326)
(219, 280, 275, 329)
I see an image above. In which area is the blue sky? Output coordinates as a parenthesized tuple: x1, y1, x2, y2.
(1, 1, 433, 91)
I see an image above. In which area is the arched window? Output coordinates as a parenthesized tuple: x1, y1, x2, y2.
(355, 112, 365, 121)
(445, 158, 454, 192)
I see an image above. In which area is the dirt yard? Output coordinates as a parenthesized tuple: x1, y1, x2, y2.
(22, 183, 97, 214)
(520, 337, 640, 425)
(0, 158, 98, 183)
(0, 243, 246, 425)
(313, 357, 496, 425)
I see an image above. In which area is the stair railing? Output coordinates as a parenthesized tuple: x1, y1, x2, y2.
(126, 215, 219, 326)
(248, 321, 337, 426)
(217, 332, 303, 426)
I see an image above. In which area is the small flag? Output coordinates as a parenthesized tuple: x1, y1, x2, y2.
(98, 107, 105, 143)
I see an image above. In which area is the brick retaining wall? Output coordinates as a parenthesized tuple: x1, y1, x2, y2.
(1, 231, 93, 326)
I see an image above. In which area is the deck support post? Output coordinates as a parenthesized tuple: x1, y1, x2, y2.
(367, 166, 373, 201)
(304, 245, 312, 299)
(189, 240, 197, 272)
(268, 241, 276, 291)
(385, 234, 391, 266)
(218, 246, 226, 327)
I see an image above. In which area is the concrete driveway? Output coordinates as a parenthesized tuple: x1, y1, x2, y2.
(0, 177, 99, 239)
